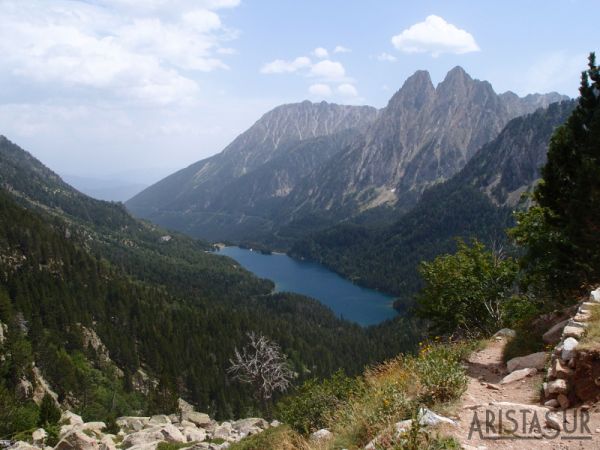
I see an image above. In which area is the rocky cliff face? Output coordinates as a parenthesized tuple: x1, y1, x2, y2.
(126, 68, 568, 243)
(455, 100, 576, 206)
(290, 67, 567, 215)
(127, 102, 377, 216)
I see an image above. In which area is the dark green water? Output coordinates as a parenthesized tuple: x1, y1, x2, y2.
(218, 246, 397, 326)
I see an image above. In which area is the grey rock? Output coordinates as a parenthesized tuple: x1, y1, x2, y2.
(506, 352, 547, 372)
(548, 379, 568, 395)
(500, 367, 536, 384)
(55, 431, 99, 450)
(182, 412, 211, 428)
(562, 337, 579, 361)
(309, 429, 333, 441)
(493, 328, 516, 338)
(543, 319, 569, 345)
(32, 429, 47, 445)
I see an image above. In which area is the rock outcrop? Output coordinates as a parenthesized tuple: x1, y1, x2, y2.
(8, 402, 271, 450)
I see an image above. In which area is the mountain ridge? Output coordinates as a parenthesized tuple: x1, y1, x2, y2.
(126, 67, 567, 245)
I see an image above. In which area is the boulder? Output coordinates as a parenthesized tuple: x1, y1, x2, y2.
(158, 425, 185, 443)
(550, 358, 573, 380)
(493, 328, 516, 338)
(182, 412, 211, 428)
(269, 420, 281, 428)
(177, 398, 195, 414)
(507, 352, 547, 372)
(545, 413, 562, 431)
(122, 429, 165, 448)
(590, 287, 600, 302)
(562, 337, 579, 361)
(80, 423, 106, 437)
(543, 320, 569, 345)
(9, 442, 38, 450)
(55, 431, 99, 450)
(212, 422, 233, 441)
(116, 417, 148, 432)
(395, 419, 413, 434)
(232, 418, 268, 434)
(417, 408, 457, 427)
(544, 399, 559, 408)
(148, 416, 170, 426)
(309, 429, 332, 441)
(126, 442, 162, 450)
(500, 367, 536, 384)
(61, 412, 84, 427)
(548, 379, 568, 395)
(563, 325, 585, 339)
(183, 427, 206, 443)
(32, 428, 47, 445)
(99, 436, 117, 450)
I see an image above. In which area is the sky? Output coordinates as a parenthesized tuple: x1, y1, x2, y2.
(0, 0, 597, 185)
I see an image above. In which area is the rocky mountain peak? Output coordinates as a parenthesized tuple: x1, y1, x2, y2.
(386, 70, 435, 112)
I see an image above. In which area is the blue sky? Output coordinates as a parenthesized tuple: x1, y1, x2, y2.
(0, 0, 596, 184)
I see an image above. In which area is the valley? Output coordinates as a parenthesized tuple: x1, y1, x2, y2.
(1, 3, 598, 448)
(217, 246, 397, 326)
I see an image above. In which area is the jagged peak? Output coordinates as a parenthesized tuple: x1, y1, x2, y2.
(386, 70, 435, 111)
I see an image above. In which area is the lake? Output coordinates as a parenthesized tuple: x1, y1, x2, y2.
(217, 246, 398, 326)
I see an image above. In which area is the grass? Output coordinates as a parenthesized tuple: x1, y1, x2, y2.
(156, 442, 195, 450)
(577, 304, 600, 350)
(228, 426, 310, 450)
(274, 340, 474, 449)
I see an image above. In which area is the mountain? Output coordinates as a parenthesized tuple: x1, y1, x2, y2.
(290, 100, 576, 302)
(0, 135, 419, 426)
(62, 174, 148, 202)
(127, 101, 377, 229)
(127, 68, 566, 245)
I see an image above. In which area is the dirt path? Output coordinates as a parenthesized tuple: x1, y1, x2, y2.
(443, 336, 600, 449)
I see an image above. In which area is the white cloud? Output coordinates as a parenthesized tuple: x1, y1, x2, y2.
(182, 9, 222, 32)
(308, 83, 332, 97)
(310, 60, 346, 79)
(0, 0, 237, 105)
(391, 15, 480, 57)
(377, 52, 397, 62)
(337, 83, 358, 97)
(334, 45, 351, 53)
(313, 47, 329, 58)
(260, 57, 312, 74)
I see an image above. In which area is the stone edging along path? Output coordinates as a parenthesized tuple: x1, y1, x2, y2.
(543, 287, 600, 409)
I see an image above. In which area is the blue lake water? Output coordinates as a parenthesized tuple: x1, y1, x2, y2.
(217, 246, 398, 326)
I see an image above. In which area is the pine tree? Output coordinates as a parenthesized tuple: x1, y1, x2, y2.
(38, 394, 61, 427)
(514, 53, 600, 294)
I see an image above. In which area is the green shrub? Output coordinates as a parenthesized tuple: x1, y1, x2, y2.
(38, 395, 61, 427)
(0, 384, 39, 439)
(415, 240, 518, 336)
(276, 370, 363, 434)
(415, 343, 468, 404)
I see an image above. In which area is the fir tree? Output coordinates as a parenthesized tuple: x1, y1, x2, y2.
(524, 52, 600, 293)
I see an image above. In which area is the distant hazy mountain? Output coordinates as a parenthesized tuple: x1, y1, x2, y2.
(63, 174, 147, 202)
(126, 67, 567, 244)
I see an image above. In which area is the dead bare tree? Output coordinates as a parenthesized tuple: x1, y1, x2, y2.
(228, 332, 294, 411)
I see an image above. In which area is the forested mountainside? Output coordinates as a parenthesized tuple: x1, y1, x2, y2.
(0, 136, 420, 426)
(126, 68, 565, 245)
(290, 100, 576, 303)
